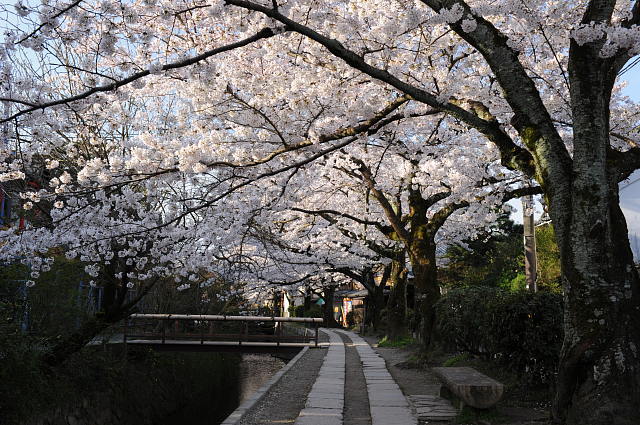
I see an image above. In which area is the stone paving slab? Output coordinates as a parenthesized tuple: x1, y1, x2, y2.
(299, 407, 343, 418)
(295, 329, 345, 425)
(336, 330, 417, 425)
(305, 397, 345, 410)
(295, 415, 341, 425)
(370, 406, 416, 424)
(407, 395, 458, 422)
(307, 390, 343, 399)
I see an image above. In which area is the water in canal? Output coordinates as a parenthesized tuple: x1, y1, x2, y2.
(157, 353, 285, 425)
(237, 354, 286, 403)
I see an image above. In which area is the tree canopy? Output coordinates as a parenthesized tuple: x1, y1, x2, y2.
(1, 1, 640, 423)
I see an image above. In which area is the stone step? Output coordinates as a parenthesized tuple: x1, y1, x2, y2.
(407, 394, 458, 422)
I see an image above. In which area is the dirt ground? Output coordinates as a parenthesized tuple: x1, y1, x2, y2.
(361, 335, 551, 425)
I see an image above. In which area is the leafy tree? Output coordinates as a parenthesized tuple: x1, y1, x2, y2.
(441, 215, 562, 293)
(535, 222, 562, 292)
(440, 214, 525, 289)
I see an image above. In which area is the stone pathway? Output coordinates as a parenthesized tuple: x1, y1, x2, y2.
(293, 329, 418, 425)
(336, 330, 416, 425)
(361, 335, 458, 424)
(230, 329, 421, 425)
(295, 329, 345, 425)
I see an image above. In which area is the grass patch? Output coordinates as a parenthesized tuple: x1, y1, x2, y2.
(443, 352, 470, 367)
(378, 335, 416, 347)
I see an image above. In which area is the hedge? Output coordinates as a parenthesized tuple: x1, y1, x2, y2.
(435, 286, 563, 384)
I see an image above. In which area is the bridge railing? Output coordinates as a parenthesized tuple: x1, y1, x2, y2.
(123, 314, 323, 347)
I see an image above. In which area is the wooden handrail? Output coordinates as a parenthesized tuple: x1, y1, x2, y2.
(124, 314, 323, 347)
(129, 314, 323, 323)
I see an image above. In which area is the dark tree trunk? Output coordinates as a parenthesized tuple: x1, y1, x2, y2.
(552, 199, 640, 425)
(272, 290, 282, 316)
(406, 189, 441, 349)
(44, 260, 150, 368)
(322, 285, 339, 328)
(550, 36, 640, 425)
(43, 314, 121, 368)
(364, 267, 387, 330)
(384, 258, 408, 341)
(304, 288, 311, 314)
(408, 236, 439, 348)
(370, 281, 385, 330)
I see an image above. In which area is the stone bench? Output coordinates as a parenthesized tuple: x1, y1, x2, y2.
(431, 367, 504, 409)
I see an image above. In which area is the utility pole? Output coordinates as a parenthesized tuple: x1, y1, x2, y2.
(522, 195, 537, 292)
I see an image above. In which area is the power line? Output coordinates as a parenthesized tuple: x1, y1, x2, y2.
(619, 56, 640, 77)
(620, 176, 640, 192)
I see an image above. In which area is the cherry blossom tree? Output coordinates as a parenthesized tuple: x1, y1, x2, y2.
(274, 126, 532, 342)
(2, 0, 640, 422)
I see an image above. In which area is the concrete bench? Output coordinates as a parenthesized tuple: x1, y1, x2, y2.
(431, 367, 504, 409)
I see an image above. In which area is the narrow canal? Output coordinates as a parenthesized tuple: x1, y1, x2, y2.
(156, 353, 285, 425)
(237, 354, 286, 404)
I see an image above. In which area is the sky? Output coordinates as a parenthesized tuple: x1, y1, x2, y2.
(619, 65, 640, 250)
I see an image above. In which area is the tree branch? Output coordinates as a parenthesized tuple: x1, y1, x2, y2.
(351, 159, 412, 243)
(419, 0, 571, 178)
(224, 0, 535, 175)
(291, 207, 385, 230)
(16, 0, 84, 44)
(3, 27, 286, 123)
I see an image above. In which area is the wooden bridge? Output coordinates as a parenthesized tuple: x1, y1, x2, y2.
(122, 314, 323, 357)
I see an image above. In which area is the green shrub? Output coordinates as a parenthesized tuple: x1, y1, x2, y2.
(289, 304, 322, 318)
(289, 305, 302, 317)
(435, 286, 563, 384)
(442, 352, 469, 367)
(502, 272, 526, 292)
(378, 335, 416, 348)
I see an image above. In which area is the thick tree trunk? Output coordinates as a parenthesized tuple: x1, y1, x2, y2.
(552, 196, 640, 425)
(304, 288, 311, 314)
(550, 39, 640, 425)
(43, 314, 120, 368)
(322, 285, 339, 328)
(366, 283, 386, 330)
(384, 258, 408, 341)
(362, 268, 387, 330)
(44, 261, 149, 368)
(408, 235, 439, 348)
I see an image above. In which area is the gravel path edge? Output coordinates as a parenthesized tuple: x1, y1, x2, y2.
(220, 346, 310, 425)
